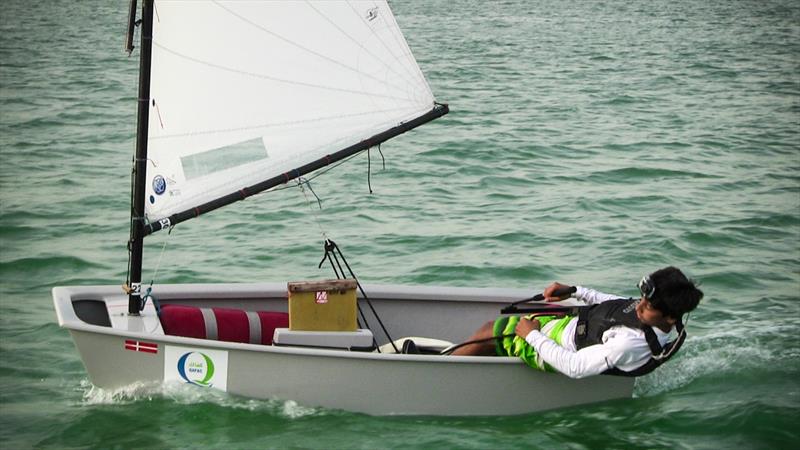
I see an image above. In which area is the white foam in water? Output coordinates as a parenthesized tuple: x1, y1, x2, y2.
(635, 319, 794, 397)
(81, 379, 164, 405)
(281, 400, 319, 419)
(80, 379, 324, 418)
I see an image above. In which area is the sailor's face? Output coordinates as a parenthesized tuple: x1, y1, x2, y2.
(636, 297, 672, 328)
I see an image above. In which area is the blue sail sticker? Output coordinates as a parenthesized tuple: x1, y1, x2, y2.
(152, 175, 167, 195)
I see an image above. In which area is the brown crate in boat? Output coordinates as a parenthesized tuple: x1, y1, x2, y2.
(287, 279, 357, 331)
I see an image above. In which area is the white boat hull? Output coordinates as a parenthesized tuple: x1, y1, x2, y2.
(53, 283, 634, 415)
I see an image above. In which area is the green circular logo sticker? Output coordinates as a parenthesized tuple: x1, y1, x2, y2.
(177, 351, 215, 387)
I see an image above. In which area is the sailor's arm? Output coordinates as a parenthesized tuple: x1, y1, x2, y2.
(543, 282, 621, 305)
(515, 318, 627, 379)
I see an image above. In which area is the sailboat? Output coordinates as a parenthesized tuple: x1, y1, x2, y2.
(52, 0, 634, 416)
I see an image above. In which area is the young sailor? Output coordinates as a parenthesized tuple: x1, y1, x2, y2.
(451, 266, 703, 378)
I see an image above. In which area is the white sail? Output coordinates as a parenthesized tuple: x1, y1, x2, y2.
(144, 0, 437, 222)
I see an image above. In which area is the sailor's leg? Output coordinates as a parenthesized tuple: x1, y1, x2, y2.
(451, 321, 497, 356)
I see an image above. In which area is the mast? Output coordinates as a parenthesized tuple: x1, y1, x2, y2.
(128, 0, 155, 315)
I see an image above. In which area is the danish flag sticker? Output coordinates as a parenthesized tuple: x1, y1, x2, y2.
(124, 339, 158, 354)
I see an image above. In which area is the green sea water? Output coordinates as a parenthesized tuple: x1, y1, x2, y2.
(1, 0, 798, 448)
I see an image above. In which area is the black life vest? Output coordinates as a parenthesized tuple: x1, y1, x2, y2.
(574, 298, 687, 377)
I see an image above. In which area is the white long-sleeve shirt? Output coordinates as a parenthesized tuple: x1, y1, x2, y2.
(523, 286, 673, 379)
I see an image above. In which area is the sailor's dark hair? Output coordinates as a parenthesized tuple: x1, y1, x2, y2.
(648, 266, 703, 319)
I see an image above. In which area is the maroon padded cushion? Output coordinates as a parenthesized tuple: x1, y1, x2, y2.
(214, 307, 250, 343)
(256, 311, 290, 345)
(160, 305, 289, 345)
(159, 304, 206, 339)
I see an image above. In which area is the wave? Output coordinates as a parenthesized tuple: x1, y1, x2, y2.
(589, 166, 714, 181)
(0, 255, 105, 282)
(635, 320, 800, 397)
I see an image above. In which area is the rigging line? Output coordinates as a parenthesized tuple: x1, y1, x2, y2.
(367, 148, 373, 194)
(146, 127, 381, 221)
(317, 247, 342, 279)
(378, 143, 386, 170)
(151, 42, 414, 105)
(297, 178, 328, 240)
(307, 0, 421, 90)
(328, 240, 399, 353)
(323, 243, 377, 348)
(147, 136, 372, 222)
(148, 228, 172, 287)
(148, 104, 417, 141)
(318, 244, 373, 339)
(344, 0, 425, 88)
(273, 139, 385, 195)
(270, 152, 361, 193)
(366, 143, 388, 194)
(144, 102, 445, 233)
(161, 109, 407, 209)
(211, 1, 419, 100)
(302, 182, 377, 335)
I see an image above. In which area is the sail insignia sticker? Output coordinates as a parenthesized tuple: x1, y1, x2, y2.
(152, 175, 167, 195)
(366, 7, 379, 21)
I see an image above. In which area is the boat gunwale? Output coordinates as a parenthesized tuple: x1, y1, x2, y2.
(53, 282, 564, 365)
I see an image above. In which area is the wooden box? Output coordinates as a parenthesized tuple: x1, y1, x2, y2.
(287, 279, 358, 331)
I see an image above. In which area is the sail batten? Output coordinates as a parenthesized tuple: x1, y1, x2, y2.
(143, 0, 446, 231)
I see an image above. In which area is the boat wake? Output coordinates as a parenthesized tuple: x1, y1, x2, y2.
(80, 379, 324, 419)
(634, 320, 798, 397)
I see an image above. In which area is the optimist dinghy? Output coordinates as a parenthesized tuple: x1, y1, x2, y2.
(52, 0, 633, 416)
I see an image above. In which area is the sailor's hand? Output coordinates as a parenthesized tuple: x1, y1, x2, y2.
(543, 282, 573, 302)
(515, 317, 541, 338)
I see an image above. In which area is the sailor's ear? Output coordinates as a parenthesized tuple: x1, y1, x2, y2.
(665, 315, 678, 325)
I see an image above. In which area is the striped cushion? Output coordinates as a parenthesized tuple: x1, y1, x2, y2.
(160, 305, 289, 345)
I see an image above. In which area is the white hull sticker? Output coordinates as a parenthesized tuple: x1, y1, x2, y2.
(164, 345, 229, 391)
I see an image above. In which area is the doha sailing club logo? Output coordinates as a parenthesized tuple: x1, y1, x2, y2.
(177, 351, 215, 387)
(164, 345, 229, 391)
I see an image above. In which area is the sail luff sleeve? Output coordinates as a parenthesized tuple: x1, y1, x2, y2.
(143, 103, 448, 236)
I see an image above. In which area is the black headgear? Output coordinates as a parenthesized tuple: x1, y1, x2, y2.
(638, 274, 680, 319)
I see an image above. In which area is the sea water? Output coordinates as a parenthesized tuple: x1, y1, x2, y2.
(1, 0, 798, 448)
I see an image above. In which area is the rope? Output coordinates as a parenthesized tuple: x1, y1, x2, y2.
(367, 144, 385, 194)
(439, 313, 566, 355)
(149, 228, 172, 286)
(140, 286, 162, 315)
(135, 226, 173, 313)
(439, 334, 516, 356)
(367, 149, 373, 194)
(297, 177, 328, 240)
(319, 239, 399, 353)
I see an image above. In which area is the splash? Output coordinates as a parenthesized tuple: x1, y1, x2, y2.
(635, 320, 799, 397)
(79, 379, 325, 418)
